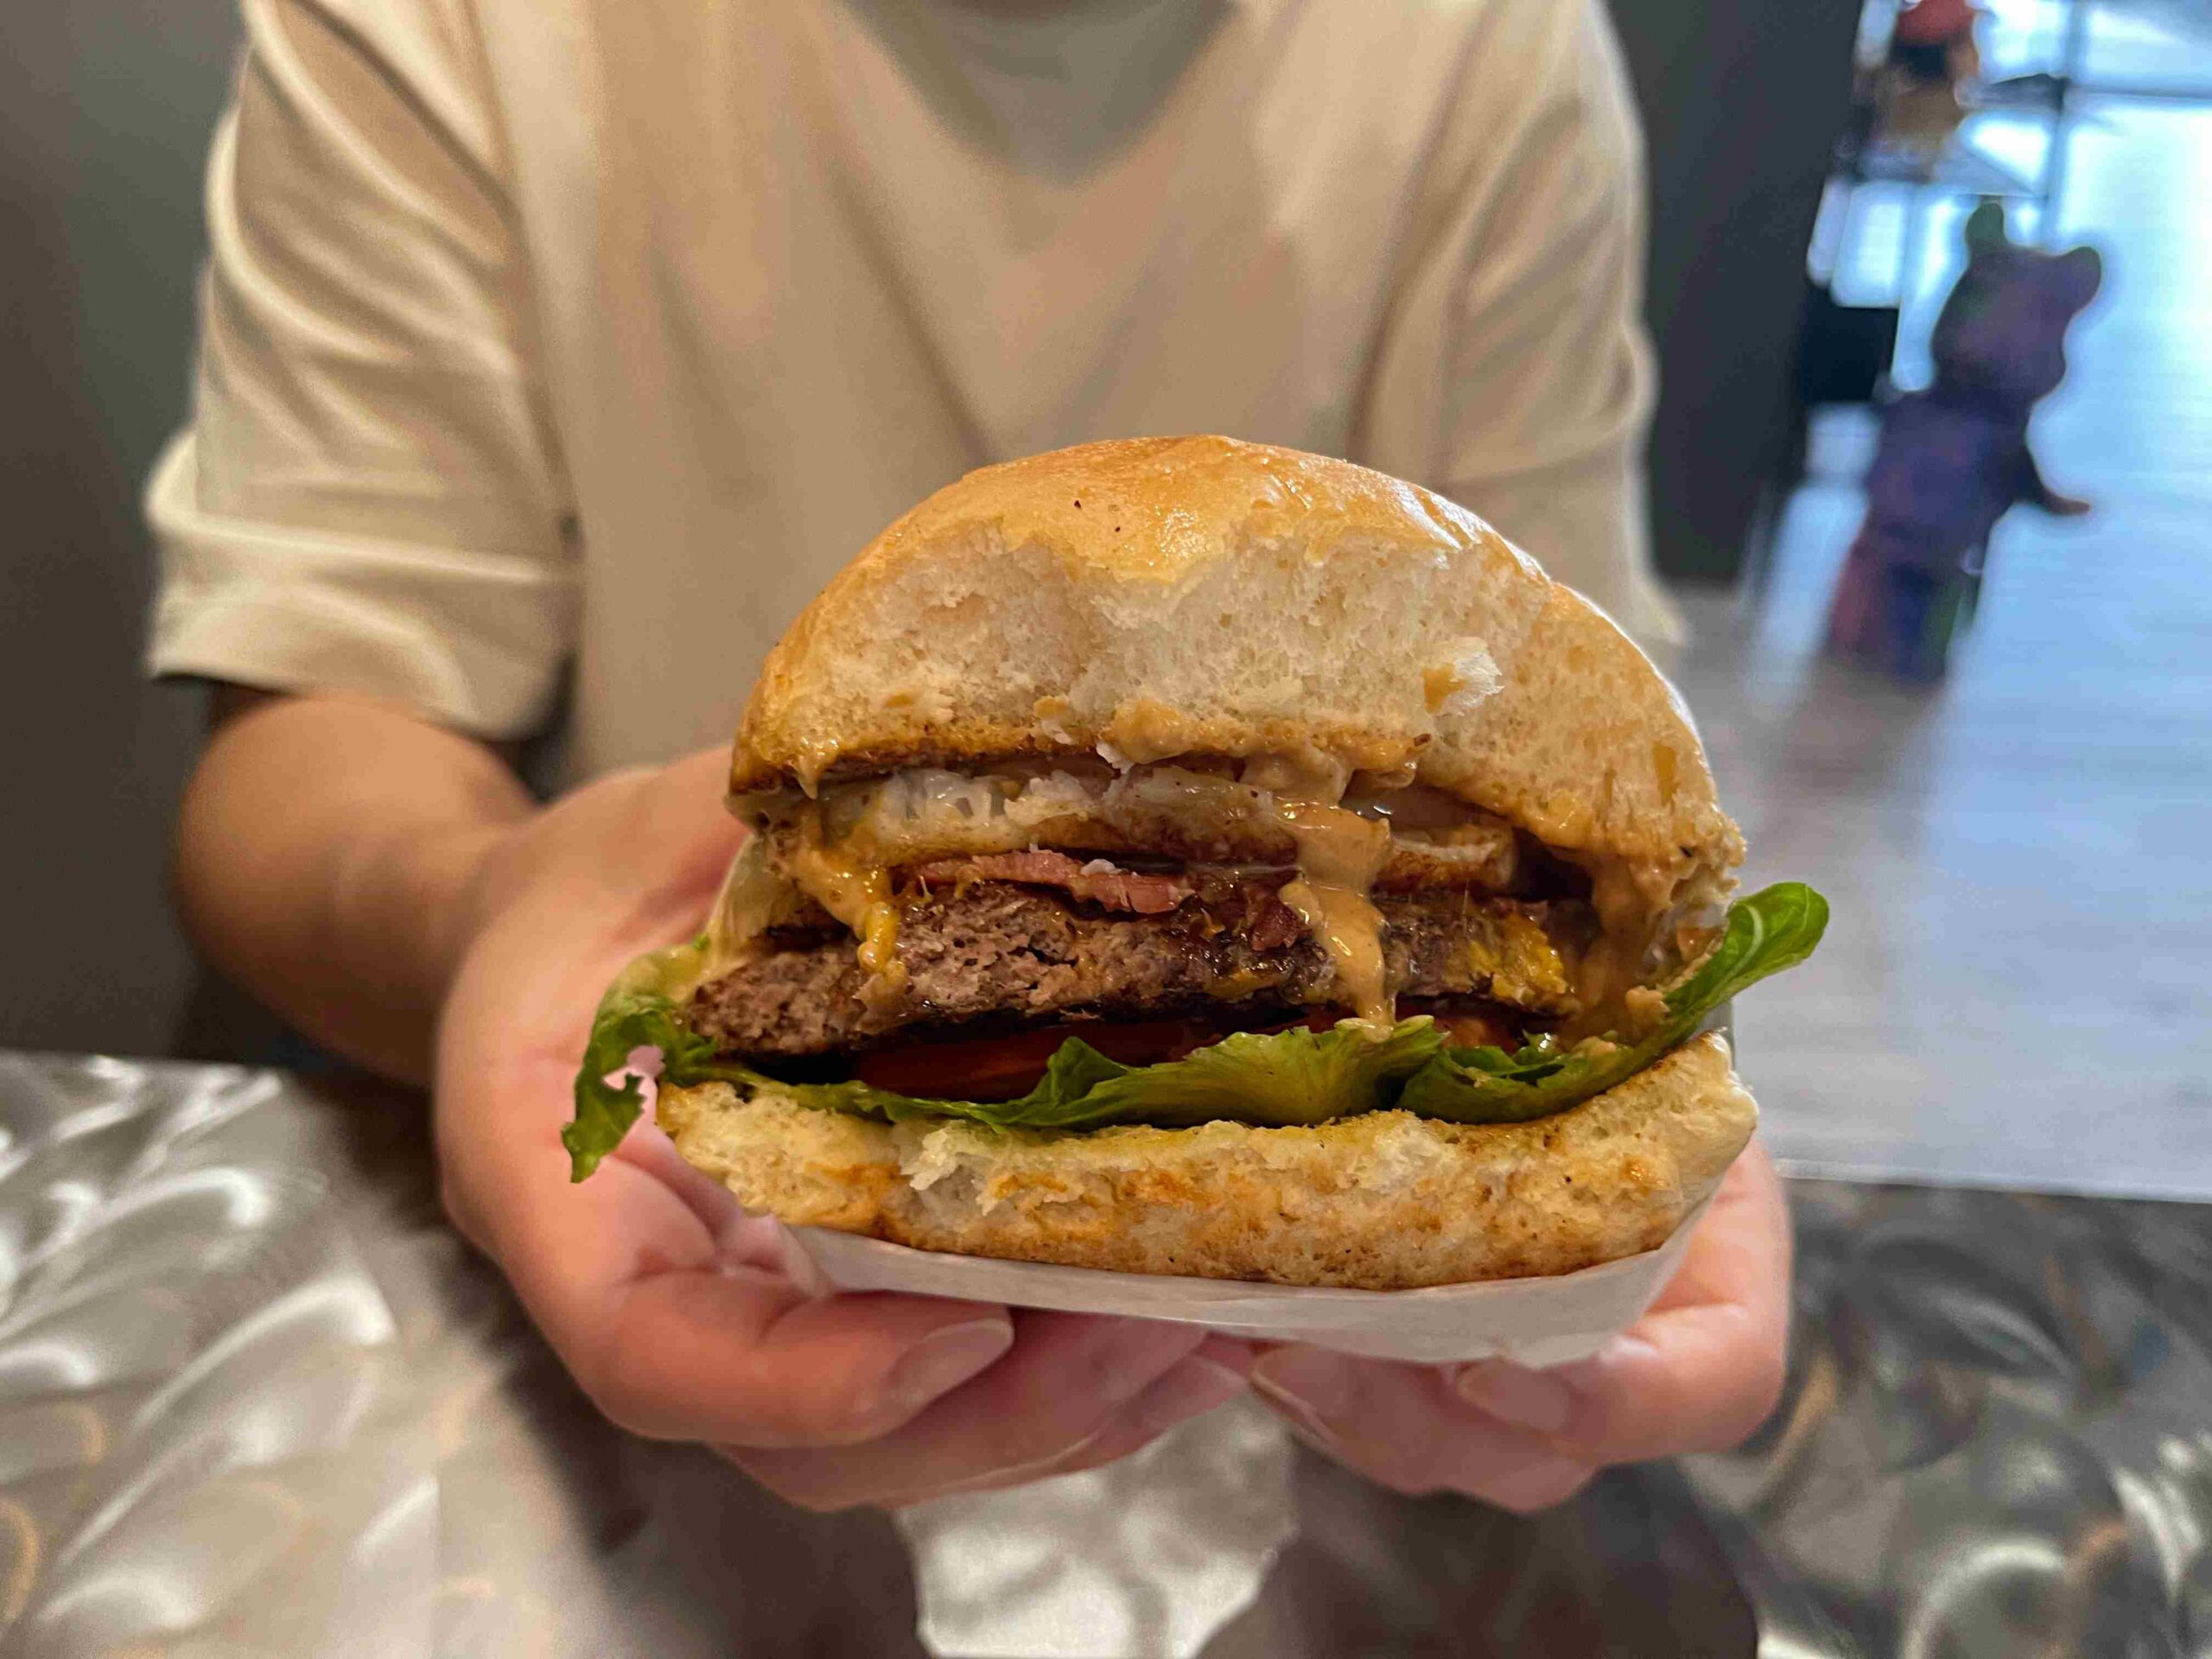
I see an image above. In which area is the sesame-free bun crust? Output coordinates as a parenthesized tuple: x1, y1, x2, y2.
(658, 1033, 1755, 1291)
(730, 436, 1742, 879)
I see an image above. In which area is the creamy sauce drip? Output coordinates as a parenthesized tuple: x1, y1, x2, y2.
(1244, 753, 1397, 1035)
(1278, 824, 1393, 1029)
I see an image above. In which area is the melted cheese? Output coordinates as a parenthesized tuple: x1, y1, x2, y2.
(789, 804, 908, 991)
(1470, 908, 1573, 1010)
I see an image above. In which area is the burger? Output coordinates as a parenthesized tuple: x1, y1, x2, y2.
(565, 437, 1824, 1291)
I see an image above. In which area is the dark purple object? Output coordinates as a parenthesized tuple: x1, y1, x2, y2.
(1826, 202, 2101, 679)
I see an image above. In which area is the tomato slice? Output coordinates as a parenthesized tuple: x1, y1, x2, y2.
(852, 1014, 1336, 1101)
(855, 1027, 1083, 1101)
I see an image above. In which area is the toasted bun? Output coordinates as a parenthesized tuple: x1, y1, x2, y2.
(658, 1033, 1754, 1291)
(730, 436, 1741, 880)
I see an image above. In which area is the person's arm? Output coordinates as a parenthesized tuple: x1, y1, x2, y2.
(153, 1, 571, 1078)
(173, 690, 532, 1084)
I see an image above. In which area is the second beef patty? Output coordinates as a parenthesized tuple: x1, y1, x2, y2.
(690, 880, 1588, 1059)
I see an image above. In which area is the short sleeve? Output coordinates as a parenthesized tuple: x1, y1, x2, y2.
(145, 0, 576, 735)
(1357, 0, 1681, 647)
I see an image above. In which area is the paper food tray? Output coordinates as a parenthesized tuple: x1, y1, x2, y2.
(777, 1195, 1711, 1368)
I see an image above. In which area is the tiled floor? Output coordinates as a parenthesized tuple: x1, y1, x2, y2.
(1672, 81, 2212, 1197)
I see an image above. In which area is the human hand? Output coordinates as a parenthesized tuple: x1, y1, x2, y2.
(1246, 1140, 1789, 1510)
(434, 749, 1249, 1510)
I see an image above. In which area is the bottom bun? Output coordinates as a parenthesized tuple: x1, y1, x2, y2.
(658, 1033, 1756, 1291)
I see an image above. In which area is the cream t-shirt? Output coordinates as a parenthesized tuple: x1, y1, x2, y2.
(147, 0, 1676, 780)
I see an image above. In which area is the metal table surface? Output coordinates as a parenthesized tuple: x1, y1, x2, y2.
(2, 1052, 2206, 1657)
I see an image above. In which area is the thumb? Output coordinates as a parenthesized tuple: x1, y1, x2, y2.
(616, 748, 751, 912)
(1456, 1300, 1787, 1462)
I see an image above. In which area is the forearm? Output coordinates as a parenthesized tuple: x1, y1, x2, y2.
(173, 692, 535, 1084)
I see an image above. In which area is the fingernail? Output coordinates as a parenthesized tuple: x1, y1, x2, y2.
(1128, 1356, 1249, 1437)
(882, 1319, 1014, 1415)
(1456, 1360, 1575, 1433)
(1249, 1350, 1359, 1433)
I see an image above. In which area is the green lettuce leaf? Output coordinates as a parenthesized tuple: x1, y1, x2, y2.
(565, 1003, 1446, 1179)
(1396, 880, 1828, 1122)
(846, 1016, 1447, 1133)
(566, 881, 1827, 1179)
(562, 937, 727, 1180)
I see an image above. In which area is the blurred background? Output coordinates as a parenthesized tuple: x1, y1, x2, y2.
(1680, 0, 2212, 1192)
(3, 0, 2207, 1189)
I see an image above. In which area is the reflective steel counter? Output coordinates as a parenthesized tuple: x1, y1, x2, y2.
(3, 1053, 2206, 1656)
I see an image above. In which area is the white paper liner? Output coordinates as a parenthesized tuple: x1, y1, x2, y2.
(778, 1194, 1713, 1368)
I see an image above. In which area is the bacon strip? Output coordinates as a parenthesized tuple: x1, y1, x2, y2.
(912, 850, 1195, 915)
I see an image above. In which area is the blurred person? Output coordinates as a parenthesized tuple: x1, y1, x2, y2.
(154, 0, 1783, 1512)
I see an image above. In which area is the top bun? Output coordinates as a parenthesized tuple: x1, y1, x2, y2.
(730, 436, 1740, 879)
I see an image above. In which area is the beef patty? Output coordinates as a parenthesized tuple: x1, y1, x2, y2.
(690, 880, 1589, 1060)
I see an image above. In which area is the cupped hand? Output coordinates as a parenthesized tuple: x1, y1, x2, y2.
(433, 749, 1247, 1510)
(1247, 1140, 1790, 1510)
